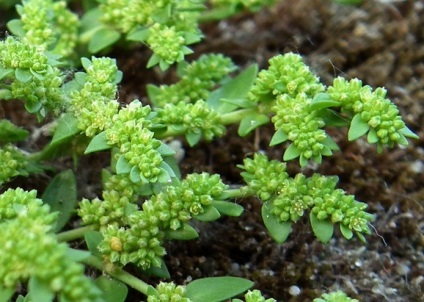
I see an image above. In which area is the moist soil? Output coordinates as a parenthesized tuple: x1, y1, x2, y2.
(2, 0, 424, 301)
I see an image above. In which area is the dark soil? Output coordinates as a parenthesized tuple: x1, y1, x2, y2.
(2, 0, 424, 301)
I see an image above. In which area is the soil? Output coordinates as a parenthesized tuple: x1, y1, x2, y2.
(1, 0, 424, 301)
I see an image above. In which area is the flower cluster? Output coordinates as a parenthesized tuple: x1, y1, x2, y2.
(240, 154, 373, 239)
(327, 77, 417, 151)
(243, 289, 277, 302)
(155, 100, 226, 145)
(248, 53, 324, 103)
(147, 24, 194, 69)
(148, 54, 236, 107)
(313, 290, 359, 302)
(238, 152, 288, 201)
(0, 144, 29, 185)
(148, 282, 190, 302)
(272, 92, 337, 166)
(78, 174, 140, 229)
(99, 0, 202, 67)
(13, 0, 79, 58)
(0, 36, 65, 117)
(105, 100, 169, 184)
(0, 189, 102, 302)
(69, 57, 121, 137)
(97, 173, 227, 269)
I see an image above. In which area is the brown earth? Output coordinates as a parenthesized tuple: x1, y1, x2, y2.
(1, 0, 424, 301)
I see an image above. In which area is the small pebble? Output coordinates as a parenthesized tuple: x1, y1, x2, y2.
(289, 285, 301, 296)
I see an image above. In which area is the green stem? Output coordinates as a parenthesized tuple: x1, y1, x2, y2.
(57, 225, 96, 242)
(83, 255, 150, 295)
(223, 186, 250, 199)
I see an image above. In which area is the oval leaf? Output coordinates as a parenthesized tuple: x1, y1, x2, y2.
(85, 131, 111, 154)
(42, 170, 77, 232)
(270, 129, 288, 146)
(89, 28, 121, 53)
(84, 231, 103, 257)
(211, 200, 244, 217)
(95, 276, 128, 302)
(310, 212, 334, 243)
(185, 277, 253, 302)
(340, 224, 353, 240)
(262, 202, 292, 243)
(165, 223, 199, 240)
(51, 113, 80, 145)
(348, 113, 369, 141)
(194, 206, 221, 222)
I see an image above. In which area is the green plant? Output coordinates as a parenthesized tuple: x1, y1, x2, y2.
(0, 0, 418, 301)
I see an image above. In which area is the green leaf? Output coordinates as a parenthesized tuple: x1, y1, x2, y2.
(156, 142, 176, 156)
(321, 135, 339, 151)
(348, 113, 369, 141)
(42, 170, 77, 232)
(127, 27, 150, 42)
(147, 54, 160, 68)
(0, 119, 29, 143)
(194, 206, 221, 222)
(207, 64, 258, 113)
(66, 248, 92, 262)
(143, 259, 170, 278)
(28, 277, 54, 302)
(270, 129, 288, 146)
(151, 4, 172, 23)
(367, 128, 379, 144)
(310, 93, 340, 111)
(262, 202, 292, 243)
(320, 109, 350, 127)
(130, 166, 144, 183)
(310, 212, 334, 243)
(399, 126, 419, 139)
(211, 200, 244, 217)
(356, 232, 367, 243)
(165, 223, 199, 240)
(85, 131, 111, 154)
(186, 131, 202, 147)
(6, 19, 25, 37)
(0, 286, 14, 302)
(84, 231, 103, 257)
(238, 113, 269, 136)
(185, 277, 253, 302)
(51, 113, 80, 145)
(340, 224, 353, 240)
(95, 276, 128, 302)
(283, 143, 301, 161)
(116, 155, 132, 174)
(15, 68, 32, 83)
(24, 98, 42, 114)
(81, 57, 93, 70)
(0, 68, 13, 80)
(89, 28, 121, 53)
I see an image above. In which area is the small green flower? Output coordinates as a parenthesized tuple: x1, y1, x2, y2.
(314, 290, 359, 302)
(244, 289, 277, 302)
(248, 53, 324, 103)
(17, 0, 79, 58)
(0, 144, 29, 185)
(148, 54, 235, 107)
(148, 282, 191, 302)
(239, 153, 289, 201)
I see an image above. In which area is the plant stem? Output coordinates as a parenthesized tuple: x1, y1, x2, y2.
(57, 225, 96, 242)
(83, 255, 150, 295)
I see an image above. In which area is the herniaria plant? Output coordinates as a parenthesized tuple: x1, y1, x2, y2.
(0, 0, 418, 301)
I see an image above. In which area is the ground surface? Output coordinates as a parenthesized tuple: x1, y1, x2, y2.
(2, 0, 424, 301)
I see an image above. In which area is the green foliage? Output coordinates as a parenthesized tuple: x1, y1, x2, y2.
(0, 1, 418, 301)
(7, 0, 79, 59)
(314, 290, 359, 302)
